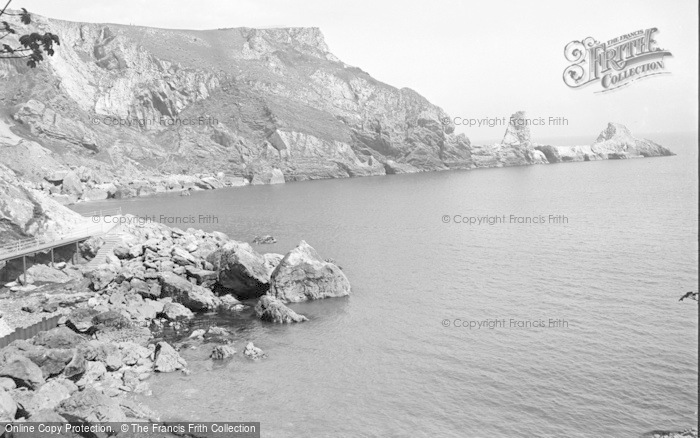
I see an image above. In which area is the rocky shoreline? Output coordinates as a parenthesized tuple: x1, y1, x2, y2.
(4, 114, 676, 208)
(0, 213, 350, 424)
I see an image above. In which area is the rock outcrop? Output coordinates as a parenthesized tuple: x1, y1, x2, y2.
(208, 241, 272, 299)
(269, 241, 351, 302)
(0, 15, 474, 204)
(254, 295, 308, 323)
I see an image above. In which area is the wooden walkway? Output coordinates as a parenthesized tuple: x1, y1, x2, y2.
(0, 208, 122, 282)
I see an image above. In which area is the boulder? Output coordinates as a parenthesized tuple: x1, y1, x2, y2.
(208, 241, 271, 299)
(0, 355, 45, 389)
(129, 278, 155, 298)
(112, 244, 131, 259)
(0, 377, 16, 391)
(22, 380, 71, 413)
(159, 271, 192, 298)
(57, 388, 127, 427)
(92, 311, 131, 330)
(159, 272, 219, 311)
(80, 236, 105, 259)
(65, 308, 99, 332)
(86, 266, 116, 290)
(154, 342, 186, 373)
(185, 266, 217, 286)
(161, 302, 194, 320)
(181, 285, 220, 311)
(61, 171, 83, 197)
(63, 350, 87, 379)
(263, 253, 284, 275)
(244, 342, 266, 360)
(254, 295, 308, 324)
(268, 241, 351, 302)
(252, 235, 276, 244)
(218, 294, 244, 312)
(22, 264, 70, 284)
(36, 348, 74, 378)
(0, 391, 17, 421)
(33, 326, 86, 349)
(171, 246, 197, 266)
(210, 345, 235, 360)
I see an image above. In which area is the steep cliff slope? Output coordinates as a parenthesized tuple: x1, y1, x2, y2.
(0, 15, 471, 189)
(0, 13, 672, 205)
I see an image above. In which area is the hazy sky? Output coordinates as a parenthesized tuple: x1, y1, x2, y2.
(19, 0, 699, 142)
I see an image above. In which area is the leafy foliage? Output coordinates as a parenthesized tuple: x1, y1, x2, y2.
(0, 1, 60, 67)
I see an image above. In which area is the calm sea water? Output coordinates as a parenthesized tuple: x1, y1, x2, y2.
(73, 132, 698, 438)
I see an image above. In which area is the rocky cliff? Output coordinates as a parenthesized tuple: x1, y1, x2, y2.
(0, 13, 673, 206)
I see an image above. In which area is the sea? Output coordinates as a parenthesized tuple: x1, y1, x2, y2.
(72, 132, 699, 438)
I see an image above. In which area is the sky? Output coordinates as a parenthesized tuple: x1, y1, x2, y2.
(17, 0, 700, 143)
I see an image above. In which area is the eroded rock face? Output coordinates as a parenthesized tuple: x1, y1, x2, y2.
(0, 16, 476, 198)
(269, 241, 350, 303)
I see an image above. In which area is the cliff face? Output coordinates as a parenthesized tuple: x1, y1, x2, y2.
(0, 14, 673, 205)
(0, 16, 472, 194)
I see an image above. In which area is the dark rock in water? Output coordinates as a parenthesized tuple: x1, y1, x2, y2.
(154, 342, 186, 373)
(32, 327, 86, 349)
(210, 345, 235, 360)
(255, 295, 308, 324)
(269, 241, 351, 302)
(208, 241, 272, 299)
(244, 342, 266, 360)
(0, 355, 45, 389)
(252, 235, 277, 244)
(57, 387, 127, 427)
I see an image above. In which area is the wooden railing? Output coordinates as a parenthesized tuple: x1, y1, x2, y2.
(0, 207, 122, 261)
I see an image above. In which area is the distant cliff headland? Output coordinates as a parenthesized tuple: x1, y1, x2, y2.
(0, 14, 673, 208)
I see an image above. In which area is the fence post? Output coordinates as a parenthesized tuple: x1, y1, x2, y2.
(22, 255, 27, 285)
